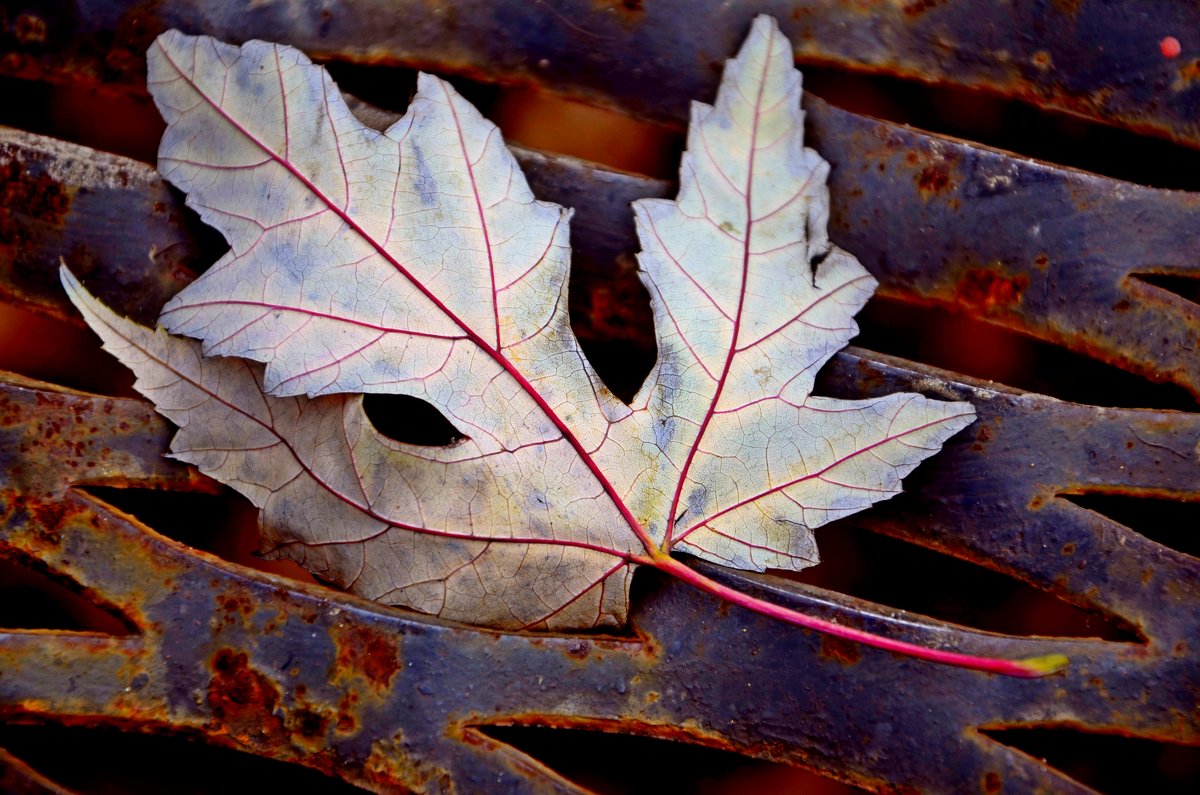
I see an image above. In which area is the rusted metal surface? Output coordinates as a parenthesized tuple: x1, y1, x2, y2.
(4, 1, 1200, 148)
(0, 128, 200, 325)
(819, 349, 1200, 691)
(1, 3, 1198, 792)
(1, 357, 1196, 793)
(7, 98, 1200, 398)
(807, 99, 1200, 401)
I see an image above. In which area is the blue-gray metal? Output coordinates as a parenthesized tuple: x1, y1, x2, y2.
(1, 2, 1198, 792)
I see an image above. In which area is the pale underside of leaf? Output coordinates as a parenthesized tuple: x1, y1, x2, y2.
(140, 30, 653, 628)
(67, 17, 978, 633)
(148, 29, 624, 457)
(63, 269, 637, 630)
(627, 16, 976, 569)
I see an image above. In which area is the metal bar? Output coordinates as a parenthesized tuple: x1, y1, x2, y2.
(2, 353, 1194, 791)
(6, 101, 1200, 399)
(4, 1, 1199, 146)
(0, 128, 201, 326)
(0, 5, 1196, 787)
(0, 747, 81, 795)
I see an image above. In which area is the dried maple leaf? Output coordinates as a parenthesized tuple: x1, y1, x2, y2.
(63, 16, 1066, 676)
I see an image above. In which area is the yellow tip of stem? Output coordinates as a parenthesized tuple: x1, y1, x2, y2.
(1015, 654, 1070, 677)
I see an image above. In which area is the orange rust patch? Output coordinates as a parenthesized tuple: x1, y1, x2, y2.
(955, 268, 1029, 312)
(207, 648, 285, 745)
(218, 593, 254, 617)
(364, 732, 452, 794)
(336, 691, 360, 734)
(30, 500, 66, 532)
(916, 162, 954, 197)
(0, 157, 73, 246)
(1177, 59, 1200, 87)
(206, 649, 346, 768)
(1050, 0, 1082, 15)
(564, 638, 590, 659)
(288, 706, 330, 746)
(333, 624, 401, 690)
(971, 424, 994, 451)
(13, 14, 47, 45)
(902, 0, 945, 18)
(819, 634, 862, 666)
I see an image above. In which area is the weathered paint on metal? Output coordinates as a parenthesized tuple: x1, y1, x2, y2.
(0, 4, 1197, 792)
(6, 91, 1199, 398)
(807, 99, 1200, 401)
(0, 129, 201, 326)
(1, 349, 1196, 792)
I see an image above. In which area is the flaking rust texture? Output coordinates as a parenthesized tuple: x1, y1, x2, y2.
(806, 98, 1200, 399)
(2, 339, 1197, 792)
(1, 2, 1198, 792)
(0, 130, 200, 326)
(1, 91, 1198, 795)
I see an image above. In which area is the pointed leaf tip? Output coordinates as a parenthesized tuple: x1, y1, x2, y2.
(65, 23, 979, 669)
(630, 13, 975, 570)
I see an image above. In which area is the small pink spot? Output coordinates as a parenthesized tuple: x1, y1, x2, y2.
(1160, 36, 1182, 59)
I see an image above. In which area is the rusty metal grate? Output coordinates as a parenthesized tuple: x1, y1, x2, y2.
(2, 2, 1198, 793)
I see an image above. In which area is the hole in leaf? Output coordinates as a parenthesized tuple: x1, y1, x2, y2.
(1131, 272, 1200, 306)
(478, 724, 863, 794)
(0, 724, 366, 794)
(849, 296, 1198, 411)
(1059, 493, 1200, 559)
(361, 393, 467, 446)
(981, 727, 1200, 795)
(778, 524, 1139, 642)
(0, 555, 133, 635)
(802, 68, 1200, 192)
(80, 486, 316, 585)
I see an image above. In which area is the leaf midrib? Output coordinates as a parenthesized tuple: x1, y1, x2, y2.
(75, 281, 633, 562)
(154, 37, 659, 562)
(664, 33, 774, 550)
